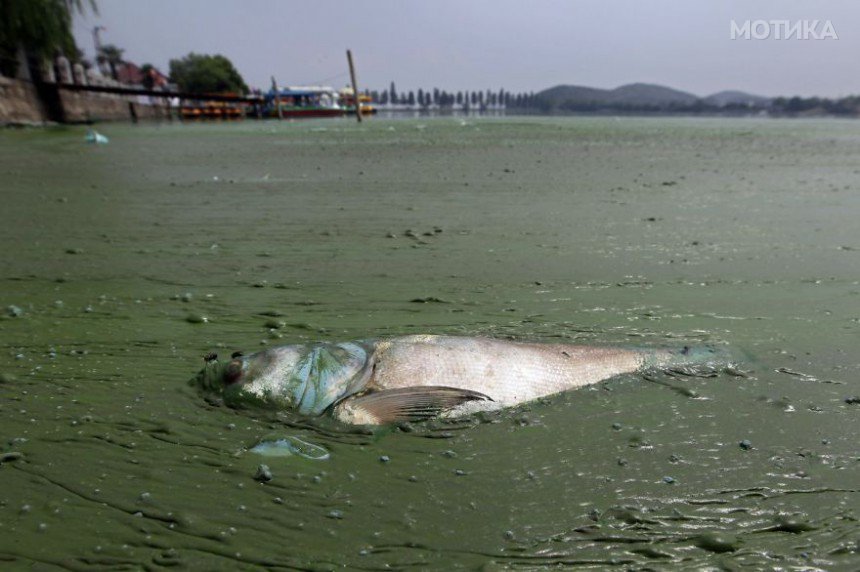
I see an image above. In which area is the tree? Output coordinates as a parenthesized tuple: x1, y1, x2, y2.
(0, 0, 96, 77)
(169, 52, 248, 94)
(140, 63, 158, 89)
(96, 43, 123, 80)
(389, 81, 398, 104)
(407, 90, 415, 106)
(417, 87, 424, 107)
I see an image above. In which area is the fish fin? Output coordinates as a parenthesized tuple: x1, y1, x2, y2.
(331, 386, 493, 425)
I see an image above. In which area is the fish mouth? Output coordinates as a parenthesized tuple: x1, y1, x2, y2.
(189, 356, 246, 394)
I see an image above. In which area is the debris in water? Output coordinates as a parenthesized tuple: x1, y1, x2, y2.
(253, 464, 273, 482)
(85, 129, 109, 144)
(409, 297, 449, 304)
(0, 452, 24, 464)
(249, 436, 330, 460)
(695, 533, 739, 553)
(770, 516, 817, 533)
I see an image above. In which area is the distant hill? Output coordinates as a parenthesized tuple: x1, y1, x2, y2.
(604, 83, 699, 106)
(703, 90, 771, 108)
(529, 83, 769, 112)
(536, 84, 611, 105)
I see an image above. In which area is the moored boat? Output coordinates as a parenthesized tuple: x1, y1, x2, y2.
(339, 87, 376, 115)
(258, 86, 344, 118)
(180, 95, 245, 120)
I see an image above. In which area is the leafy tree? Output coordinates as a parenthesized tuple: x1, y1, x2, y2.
(169, 52, 248, 94)
(140, 62, 157, 89)
(0, 0, 96, 77)
(417, 88, 424, 107)
(389, 81, 397, 104)
(96, 43, 123, 80)
(407, 90, 415, 106)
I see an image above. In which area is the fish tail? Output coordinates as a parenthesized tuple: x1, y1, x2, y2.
(639, 345, 740, 370)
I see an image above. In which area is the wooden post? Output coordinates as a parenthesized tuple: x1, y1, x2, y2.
(271, 76, 282, 120)
(346, 49, 362, 123)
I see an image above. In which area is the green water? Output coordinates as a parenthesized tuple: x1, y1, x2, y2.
(1, 117, 858, 570)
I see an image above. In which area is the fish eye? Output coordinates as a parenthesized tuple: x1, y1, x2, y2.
(224, 359, 243, 385)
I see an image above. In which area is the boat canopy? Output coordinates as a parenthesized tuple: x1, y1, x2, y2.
(267, 89, 322, 98)
(265, 86, 337, 99)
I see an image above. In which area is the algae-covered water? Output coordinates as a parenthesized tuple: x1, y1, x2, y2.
(1, 117, 859, 570)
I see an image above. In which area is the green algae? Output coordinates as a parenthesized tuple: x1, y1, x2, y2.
(0, 117, 859, 569)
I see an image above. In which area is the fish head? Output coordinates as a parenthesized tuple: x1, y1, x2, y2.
(190, 345, 308, 409)
(189, 342, 371, 414)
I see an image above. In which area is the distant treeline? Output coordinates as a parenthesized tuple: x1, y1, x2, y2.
(770, 96, 860, 116)
(370, 82, 536, 108)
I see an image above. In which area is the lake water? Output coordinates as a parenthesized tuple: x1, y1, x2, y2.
(1, 116, 858, 569)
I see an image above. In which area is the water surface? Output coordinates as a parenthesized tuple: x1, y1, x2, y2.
(1, 117, 859, 569)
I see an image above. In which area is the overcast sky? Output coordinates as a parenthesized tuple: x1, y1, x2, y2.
(72, 0, 857, 98)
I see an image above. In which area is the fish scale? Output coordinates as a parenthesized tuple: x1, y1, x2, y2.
(368, 336, 646, 406)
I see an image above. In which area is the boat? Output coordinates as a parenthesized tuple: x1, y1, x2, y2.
(258, 86, 344, 118)
(180, 94, 244, 120)
(339, 87, 377, 115)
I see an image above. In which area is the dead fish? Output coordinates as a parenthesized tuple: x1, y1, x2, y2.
(191, 335, 731, 425)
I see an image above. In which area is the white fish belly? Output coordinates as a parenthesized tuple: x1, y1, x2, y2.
(368, 335, 644, 406)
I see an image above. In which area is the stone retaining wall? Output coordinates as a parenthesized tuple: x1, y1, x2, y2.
(0, 76, 45, 124)
(59, 89, 170, 123)
(1, 76, 169, 125)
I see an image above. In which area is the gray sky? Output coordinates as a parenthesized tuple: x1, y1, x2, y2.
(73, 0, 857, 98)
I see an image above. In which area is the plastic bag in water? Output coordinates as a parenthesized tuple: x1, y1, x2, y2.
(85, 129, 109, 145)
(249, 435, 330, 460)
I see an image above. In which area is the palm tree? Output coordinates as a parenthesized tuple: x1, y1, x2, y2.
(96, 43, 123, 80)
(0, 0, 97, 77)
